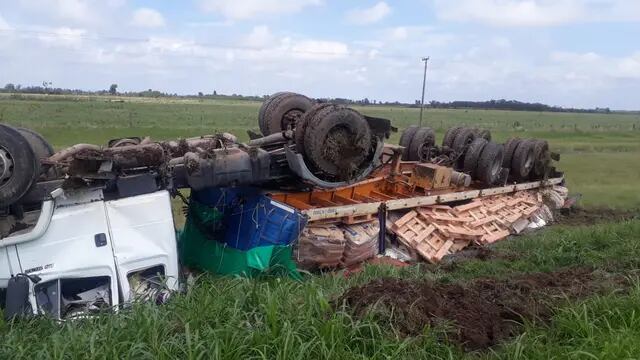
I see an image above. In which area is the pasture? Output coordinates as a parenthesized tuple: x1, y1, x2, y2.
(2, 93, 639, 208)
(1, 93, 640, 359)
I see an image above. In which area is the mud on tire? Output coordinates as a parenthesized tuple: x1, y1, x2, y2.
(303, 105, 371, 180)
(399, 125, 419, 160)
(511, 139, 535, 180)
(476, 142, 504, 185)
(0, 124, 38, 206)
(17, 127, 56, 180)
(502, 137, 521, 168)
(442, 126, 463, 148)
(463, 138, 488, 177)
(295, 103, 334, 156)
(532, 139, 550, 179)
(259, 92, 313, 136)
(408, 127, 435, 161)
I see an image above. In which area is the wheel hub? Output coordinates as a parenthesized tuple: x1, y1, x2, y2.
(0, 147, 14, 184)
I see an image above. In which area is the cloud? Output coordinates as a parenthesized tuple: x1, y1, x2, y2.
(0, 14, 11, 30)
(131, 8, 166, 28)
(17, 0, 95, 23)
(243, 25, 276, 47)
(291, 40, 349, 60)
(37, 27, 87, 48)
(346, 2, 391, 25)
(434, 0, 640, 27)
(199, 0, 322, 20)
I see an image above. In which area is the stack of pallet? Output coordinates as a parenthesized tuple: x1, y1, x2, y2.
(294, 221, 380, 269)
(294, 225, 345, 269)
(390, 191, 544, 263)
(341, 222, 379, 267)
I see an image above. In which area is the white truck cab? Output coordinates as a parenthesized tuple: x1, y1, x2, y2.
(0, 188, 180, 320)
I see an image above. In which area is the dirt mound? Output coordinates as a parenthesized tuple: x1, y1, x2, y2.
(555, 207, 637, 226)
(337, 268, 626, 351)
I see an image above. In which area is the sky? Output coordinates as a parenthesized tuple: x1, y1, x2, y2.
(0, 0, 639, 110)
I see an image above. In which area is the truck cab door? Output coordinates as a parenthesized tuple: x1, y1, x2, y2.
(105, 190, 179, 302)
(14, 190, 120, 318)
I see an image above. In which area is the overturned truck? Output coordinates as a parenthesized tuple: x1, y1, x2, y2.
(0, 91, 563, 319)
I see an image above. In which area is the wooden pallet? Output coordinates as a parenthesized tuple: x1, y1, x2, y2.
(389, 190, 545, 263)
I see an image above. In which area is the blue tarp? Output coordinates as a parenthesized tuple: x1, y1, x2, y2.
(190, 187, 307, 251)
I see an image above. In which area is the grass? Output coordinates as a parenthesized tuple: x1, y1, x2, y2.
(1, 93, 639, 208)
(1, 220, 639, 359)
(1, 94, 640, 359)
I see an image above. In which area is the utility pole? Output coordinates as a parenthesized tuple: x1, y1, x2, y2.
(419, 57, 429, 127)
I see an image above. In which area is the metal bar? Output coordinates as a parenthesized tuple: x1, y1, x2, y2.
(301, 176, 564, 221)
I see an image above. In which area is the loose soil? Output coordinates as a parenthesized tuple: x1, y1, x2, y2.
(555, 207, 637, 226)
(337, 267, 627, 351)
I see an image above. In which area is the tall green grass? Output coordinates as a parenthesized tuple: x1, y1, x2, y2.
(1, 220, 639, 359)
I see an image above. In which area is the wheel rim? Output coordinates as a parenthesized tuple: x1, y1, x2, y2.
(0, 146, 15, 185)
(490, 157, 501, 179)
(524, 152, 534, 172)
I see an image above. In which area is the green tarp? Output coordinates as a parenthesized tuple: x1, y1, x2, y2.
(178, 200, 301, 280)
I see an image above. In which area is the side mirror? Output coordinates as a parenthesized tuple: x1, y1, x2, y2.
(4, 275, 31, 320)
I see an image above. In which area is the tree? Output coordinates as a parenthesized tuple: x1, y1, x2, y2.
(4, 83, 15, 92)
(198, 92, 204, 97)
(109, 84, 118, 95)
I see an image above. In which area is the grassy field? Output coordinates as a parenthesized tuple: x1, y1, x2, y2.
(1, 93, 639, 208)
(1, 94, 640, 359)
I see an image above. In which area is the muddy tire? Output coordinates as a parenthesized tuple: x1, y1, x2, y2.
(442, 126, 463, 148)
(0, 124, 38, 206)
(463, 138, 488, 177)
(259, 92, 313, 136)
(452, 128, 477, 154)
(408, 127, 435, 161)
(304, 105, 371, 179)
(532, 139, 550, 178)
(476, 142, 504, 185)
(295, 103, 333, 156)
(511, 139, 535, 180)
(16, 128, 55, 179)
(502, 137, 521, 168)
(399, 125, 419, 160)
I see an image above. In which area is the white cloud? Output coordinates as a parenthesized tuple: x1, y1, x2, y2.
(291, 40, 349, 60)
(18, 0, 95, 23)
(37, 27, 86, 48)
(0, 14, 11, 30)
(243, 26, 276, 48)
(347, 2, 391, 25)
(434, 0, 640, 27)
(131, 8, 166, 28)
(199, 0, 322, 20)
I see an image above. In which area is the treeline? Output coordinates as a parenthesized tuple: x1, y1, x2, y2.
(426, 99, 612, 114)
(1, 83, 617, 113)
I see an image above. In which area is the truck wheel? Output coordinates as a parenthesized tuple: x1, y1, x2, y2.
(0, 124, 38, 206)
(511, 139, 535, 180)
(452, 128, 476, 153)
(399, 125, 419, 160)
(476, 142, 504, 185)
(532, 139, 550, 179)
(304, 105, 371, 180)
(502, 137, 521, 168)
(258, 92, 289, 135)
(442, 126, 463, 148)
(463, 137, 488, 177)
(17, 127, 55, 179)
(408, 127, 435, 161)
(260, 92, 313, 136)
(295, 103, 333, 156)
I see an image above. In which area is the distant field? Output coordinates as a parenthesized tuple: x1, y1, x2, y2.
(1, 93, 639, 208)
